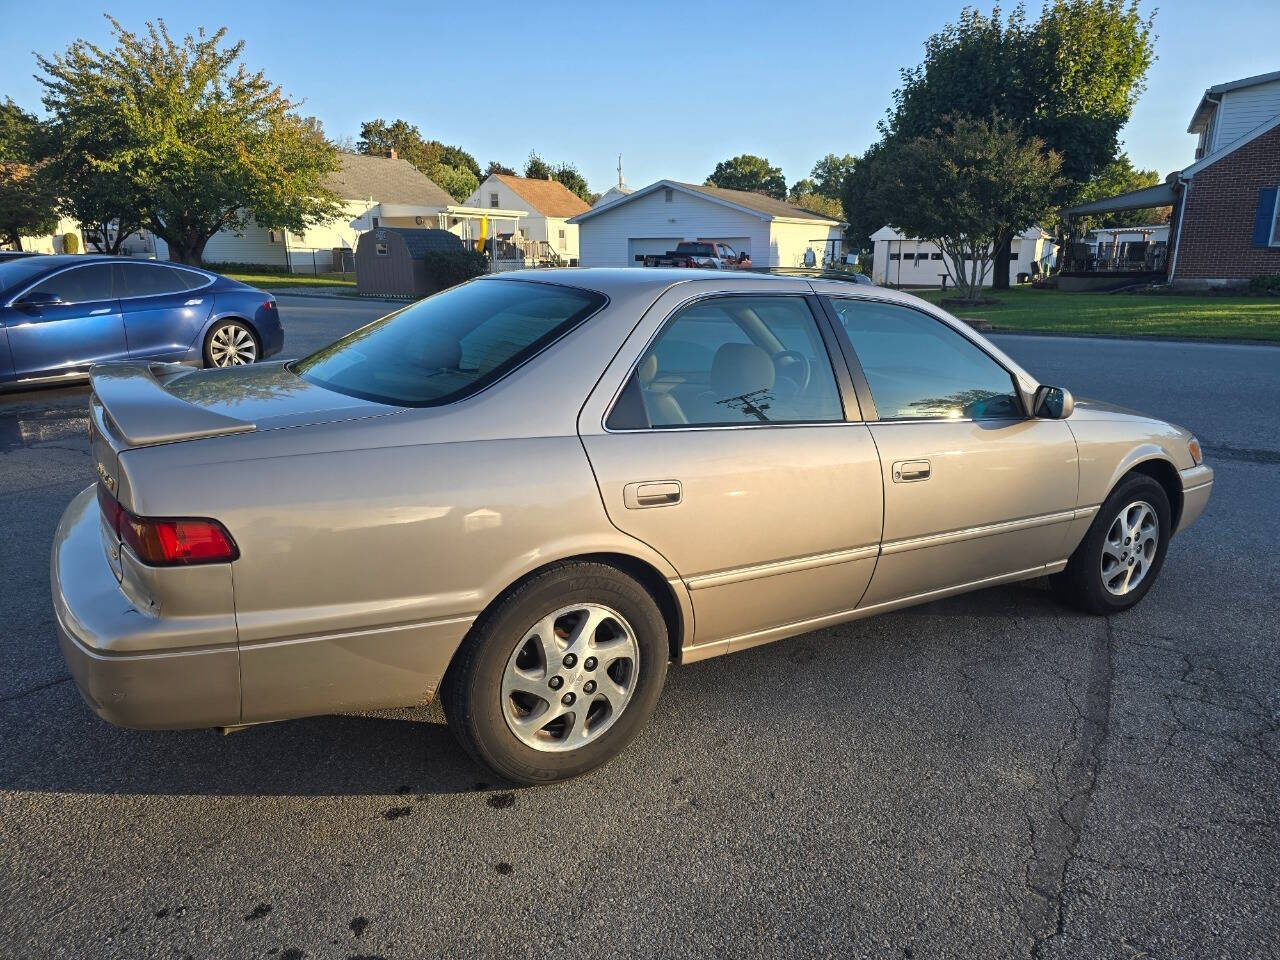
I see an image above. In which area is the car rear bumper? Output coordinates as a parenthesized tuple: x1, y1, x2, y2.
(1177, 463, 1214, 535)
(51, 485, 241, 729)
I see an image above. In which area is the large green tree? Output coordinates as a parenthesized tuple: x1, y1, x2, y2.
(874, 0, 1156, 286)
(357, 118, 479, 202)
(523, 152, 597, 204)
(808, 153, 857, 200)
(485, 160, 516, 178)
(1069, 153, 1167, 229)
(38, 18, 341, 264)
(0, 99, 58, 249)
(706, 154, 786, 199)
(787, 179, 843, 219)
(882, 115, 1063, 301)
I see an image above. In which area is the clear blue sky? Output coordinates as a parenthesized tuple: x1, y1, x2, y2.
(1, 0, 1276, 192)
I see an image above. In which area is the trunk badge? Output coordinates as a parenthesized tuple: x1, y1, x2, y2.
(96, 462, 116, 493)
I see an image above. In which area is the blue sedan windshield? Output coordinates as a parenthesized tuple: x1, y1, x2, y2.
(293, 279, 606, 407)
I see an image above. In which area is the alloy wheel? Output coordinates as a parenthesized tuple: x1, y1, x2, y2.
(1101, 499, 1159, 597)
(208, 323, 257, 366)
(501, 603, 640, 753)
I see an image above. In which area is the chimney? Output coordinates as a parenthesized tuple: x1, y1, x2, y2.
(388, 148, 398, 160)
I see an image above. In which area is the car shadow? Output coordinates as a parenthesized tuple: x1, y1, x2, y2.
(1, 580, 1075, 798)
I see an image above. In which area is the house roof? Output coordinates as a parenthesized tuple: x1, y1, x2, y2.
(1062, 181, 1177, 217)
(490, 174, 591, 218)
(1188, 69, 1280, 133)
(326, 153, 453, 207)
(383, 227, 464, 257)
(569, 179, 846, 225)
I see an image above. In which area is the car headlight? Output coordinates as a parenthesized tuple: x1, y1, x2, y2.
(1187, 436, 1203, 465)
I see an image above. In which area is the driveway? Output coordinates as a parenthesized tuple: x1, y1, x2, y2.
(1, 299, 1275, 959)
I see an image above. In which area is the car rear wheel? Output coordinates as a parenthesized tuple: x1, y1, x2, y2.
(1053, 473, 1172, 615)
(442, 561, 669, 785)
(204, 320, 259, 367)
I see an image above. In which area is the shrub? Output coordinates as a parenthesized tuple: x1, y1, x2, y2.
(422, 249, 487, 291)
(61, 232, 80, 254)
(1247, 275, 1280, 296)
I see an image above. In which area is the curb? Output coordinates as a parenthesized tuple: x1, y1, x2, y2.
(264, 288, 406, 303)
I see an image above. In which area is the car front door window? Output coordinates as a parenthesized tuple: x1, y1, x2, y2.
(25, 264, 115, 305)
(608, 295, 844, 429)
(829, 298, 1023, 421)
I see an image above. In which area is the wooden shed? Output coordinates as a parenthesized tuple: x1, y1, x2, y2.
(355, 227, 465, 298)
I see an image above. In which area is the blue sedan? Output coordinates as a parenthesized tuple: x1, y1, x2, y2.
(0, 256, 284, 389)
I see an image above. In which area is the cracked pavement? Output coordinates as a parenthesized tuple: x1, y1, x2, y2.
(1, 304, 1276, 959)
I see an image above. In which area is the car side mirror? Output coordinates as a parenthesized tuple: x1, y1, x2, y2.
(1033, 384, 1074, 419)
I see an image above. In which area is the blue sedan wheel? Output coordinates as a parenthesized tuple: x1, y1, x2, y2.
(205, 321, 259, 367)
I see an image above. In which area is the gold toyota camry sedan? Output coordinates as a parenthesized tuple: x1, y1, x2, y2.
(53, 270, 1213, 784)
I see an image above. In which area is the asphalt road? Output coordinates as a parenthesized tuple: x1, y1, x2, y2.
(1, 295, 1276, 959)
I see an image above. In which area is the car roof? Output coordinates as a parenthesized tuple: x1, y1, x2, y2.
(485, 267, 844, 297)
(11, 255, 215, 271)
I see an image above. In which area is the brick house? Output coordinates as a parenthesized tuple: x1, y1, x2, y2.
(1065, 70, 1280, 289)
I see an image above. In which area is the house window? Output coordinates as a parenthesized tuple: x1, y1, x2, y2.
(931, 252, 943, 260)
(664, 188, 674, 202)
(375, 242, 389, 257)
(888, 253, 900, 261)
(1272, 191, 1280, 246)
(490, 192, 499, 209)
(371, 216, 379, 228)
(558, 228, 566, 249)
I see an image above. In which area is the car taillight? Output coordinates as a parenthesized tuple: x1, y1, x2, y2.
(98, 482, 238, 566)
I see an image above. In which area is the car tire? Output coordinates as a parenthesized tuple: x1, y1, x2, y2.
(1053, 472, 1172, 615)
(203, 320, 259, 367)
(442, 561, 669, 785)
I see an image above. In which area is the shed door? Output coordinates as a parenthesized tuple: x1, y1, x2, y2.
(627, 238, 682, 266)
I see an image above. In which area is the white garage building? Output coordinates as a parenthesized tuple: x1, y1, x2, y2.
(569, 180, 845, 268)
(870, 225, 1058, 288)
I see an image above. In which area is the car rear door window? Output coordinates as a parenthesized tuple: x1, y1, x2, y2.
(829, 298, 1022, 420)
(25, 263, 115, 304)
(118, 262, 191, 298)
(608, 296, 843, 429)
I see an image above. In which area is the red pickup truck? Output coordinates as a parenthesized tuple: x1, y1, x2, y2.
(642, 241, 752, 269)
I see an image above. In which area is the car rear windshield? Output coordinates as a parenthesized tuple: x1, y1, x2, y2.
(677, 243, 714, 256)
(292, 279, 607, 407)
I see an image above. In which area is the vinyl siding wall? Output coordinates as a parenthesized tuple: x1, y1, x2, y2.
(576, 189, 771, 268)
(462, 177, 569, 254)
(202, 222, 288, 267)
(1212, 79, 1280, 152)
(770, 221, 845, 269)
(871, 231, 1055, 287)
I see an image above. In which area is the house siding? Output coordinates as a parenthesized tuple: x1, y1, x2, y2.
(202, 222, 288, 267)
(1174, 122, 1280, 284)
(462, 177, 578, 257)
(871, 229, 1055, 287)
(577, 189, 772, 268)
(770, 221, 845, 269)
(1213, 79, 1280, 152)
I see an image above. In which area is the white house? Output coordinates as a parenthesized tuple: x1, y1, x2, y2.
(1188, 69, 1280, 161)
(568, 180, 846, 268)
(464, 174, 590, 263)
(200, 152, 455, 273)
(870, 225, 1058, 288)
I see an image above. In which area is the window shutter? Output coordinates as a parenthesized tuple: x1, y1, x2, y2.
(1252, 188, 1278, 247)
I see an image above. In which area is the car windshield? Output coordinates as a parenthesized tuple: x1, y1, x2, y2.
(292, 279, 606, 407)
(0, 258, 56, 296)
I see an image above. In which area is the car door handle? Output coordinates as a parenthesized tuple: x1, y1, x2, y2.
(623, 480, 682, 509)
(892, 459, 931, 482)
(89, 308, 112, 316)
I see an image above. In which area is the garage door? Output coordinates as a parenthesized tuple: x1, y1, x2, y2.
(628, 238, 682, 266)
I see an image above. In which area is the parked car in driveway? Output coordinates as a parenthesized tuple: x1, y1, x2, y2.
(52, 269, 1213, 784)
(0, 255, 282, 389)
(643, 241, 751, 269)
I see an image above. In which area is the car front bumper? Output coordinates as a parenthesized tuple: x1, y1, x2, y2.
(51, 485, 241, 729)
(1177, 463, 1214, 535)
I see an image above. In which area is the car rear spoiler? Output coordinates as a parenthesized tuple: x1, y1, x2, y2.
(89, 362, 256, 447)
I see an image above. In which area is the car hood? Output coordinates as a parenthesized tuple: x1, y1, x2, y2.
(161, 361, 402, 431)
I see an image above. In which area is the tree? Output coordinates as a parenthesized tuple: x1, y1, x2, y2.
(522, 152, 597, 203)
(706, 154, 786, 199)
(809, 153, 857, 199)
(0, 99, 58, 249)
(524, 151, 553, 181)
(485, 160, 516, 178)
(356, 118, 478, 202)
(882, 115, 1063, 301)
(883, 1, 1156, 286)
(787, 178, 843, 219)
(840, 144, 898, 258)
(38, 18, 341, 264)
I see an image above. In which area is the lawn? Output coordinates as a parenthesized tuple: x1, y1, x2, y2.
(222, 270, 355, 290)
(913, 287, 1280, 341)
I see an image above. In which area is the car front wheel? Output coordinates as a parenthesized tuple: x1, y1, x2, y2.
(442, 562, 669, 785)
(204, 320, 259, 367)
(1054, 472, 1172, 615)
